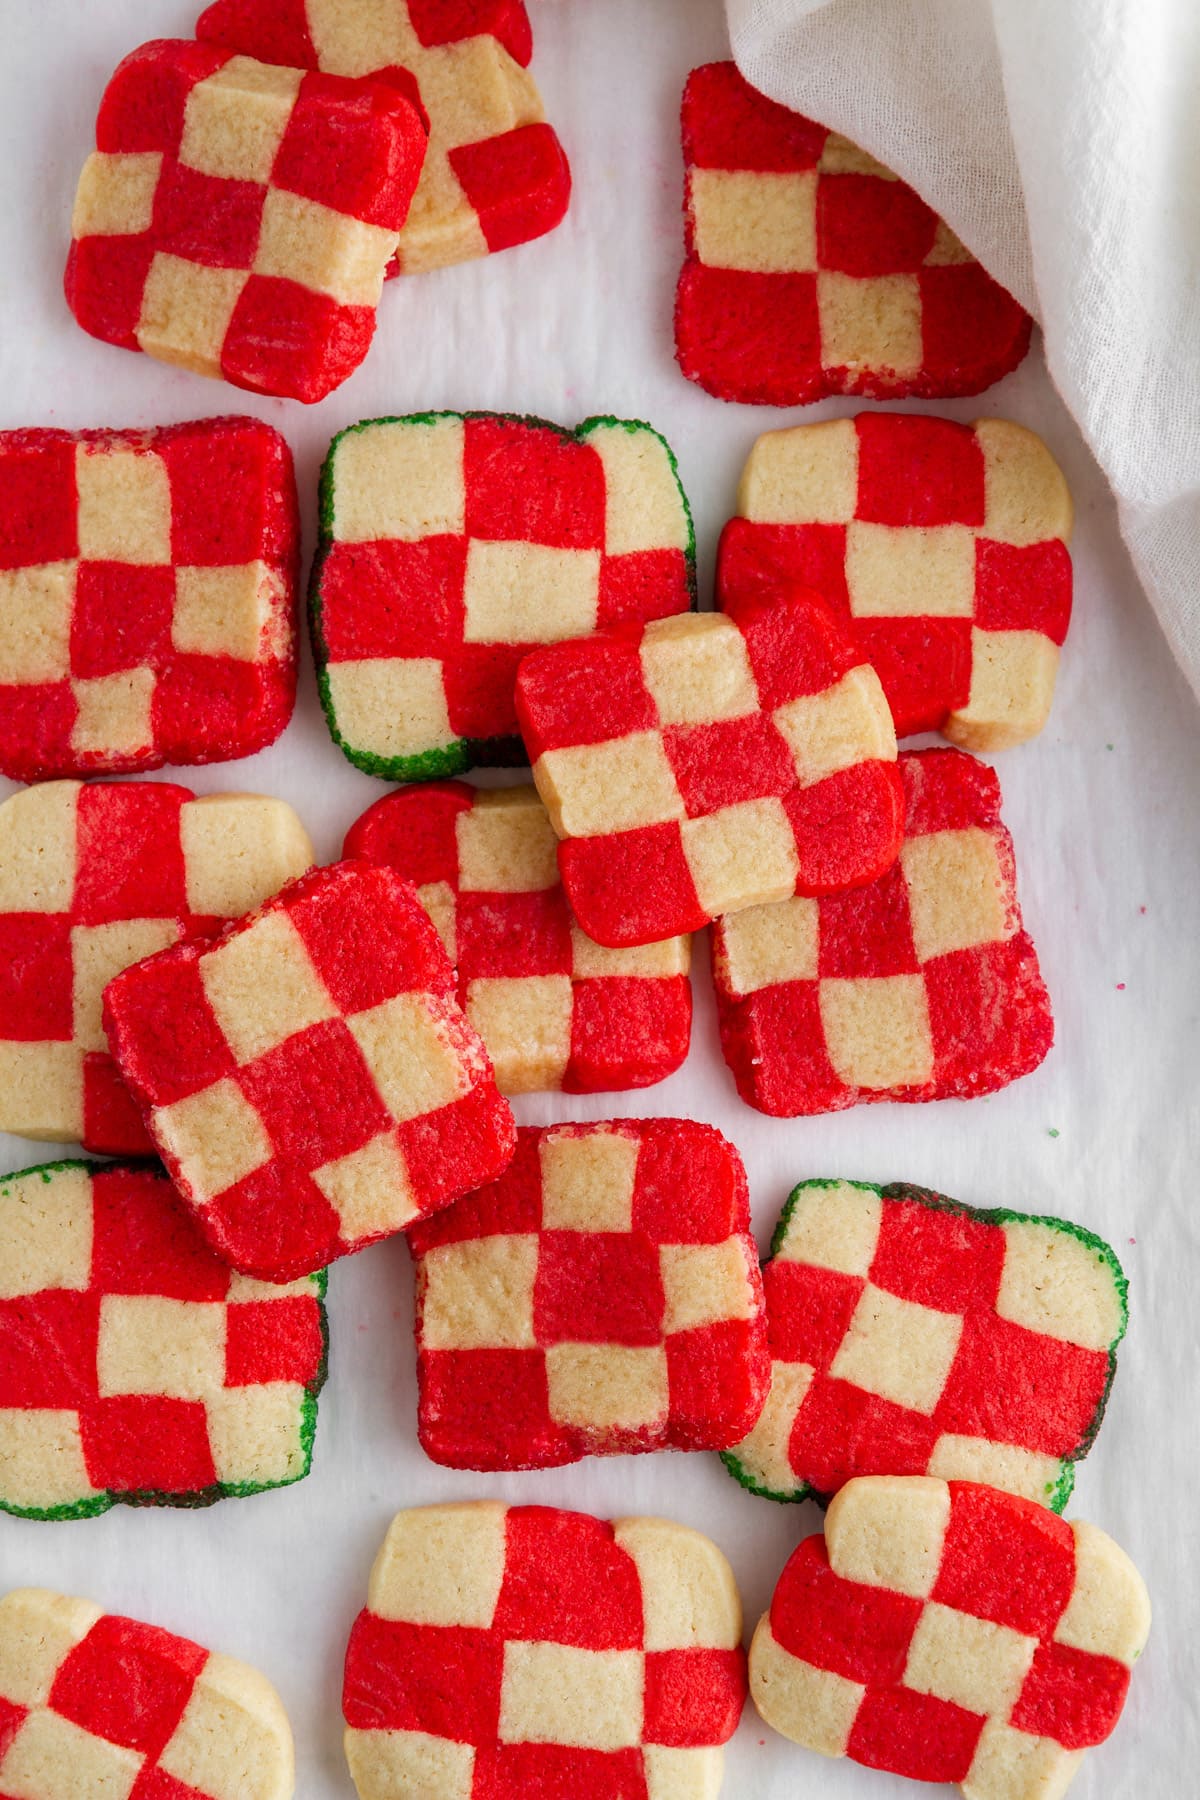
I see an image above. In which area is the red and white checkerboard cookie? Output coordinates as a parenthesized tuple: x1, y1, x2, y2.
(726, 1180, 1126, 1512)
(712, 748, 1053, 1114)
(0, 1588, 293, 1799)
(343, 1501, 746, 1799)
(516, 588, 903, 947)
(750, 1476, 1151, 1797)
(311, 412, 696, 781)
(196, 0, 570, 275)
(0, 1160, 327, 1520)
(0, 418, 299, 780)
(0, 780, 313, 1156)
(718, 415, 1074, 747)
(65, 40, 427, 402)
(344, 782, 692, 1093)
(676, 63, 1032, 407)
(103, 859, 516, 1281)
(408, 1121, 769, 1468)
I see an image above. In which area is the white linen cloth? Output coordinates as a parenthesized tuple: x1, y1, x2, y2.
(727, 0, 1200, 708)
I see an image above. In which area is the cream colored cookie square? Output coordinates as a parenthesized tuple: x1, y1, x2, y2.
(545, 1343, 668, 1432)
(583, 423, 691, 556)
(901, 826, 1009, 963)
(326, 658, 453, 759)
(775, 1181, 883, 1275)
(135, 255, 248, 378)
(925, 219, 974, 265)
(0, 783, 79, 912)
(737, 419, 860, 525)
(466, 975, 572, 1094)
(535, 734, 684, 839)
(926, 1435, 1064, 1506)
(718, 897, 819, 996)
(0, 1708, 143, 1800)
(457, 789, 558, 892)
(997, 1221, 1124, 1351)
(0, 1043, 84, 1143)
(409, 36, 540, 152)
(818, 135, 898, 178)
(818, 974, 934, 1089)
(0, 1412, 96, 1512)
(463, 541, 600, 645)
(72, 151, 162, 238)
(643, 1746, 725, 1800)
(202, 911, 335, 1066)
(640, 613, 758, 725)
(691, 169, 818, 274)
(0, 1590, 103, 1709)
(172, 563, 276, 660)
(75, 446, 171, 565)
(826, 1475, 951, 1599)
(499, 1642, 643, 1749)
(347, 992, 470, 1122)
(613, 1518, 741, 1650)
(682, 798, 799, 917)
(946, 630, 1059, 751)
(417, 881, 457, 960)
(331, 419, 466, 543)
(0, 563, 75, 684)
(977, 420, 1073, 546)
(97, 1295, 226, 1401)
(730, 1360, 816, 1495)
(903, 1602, 1038, 1716)
(774, 665, 895, 787)
(180, 796, 313, 918)
(661, 1240, 755, 1334)
(254, 191, 396, 307)
(72, 918, 181, 1053)
(344, 1729, 474, 1800)
(749, 1619, 864, 1755)
(844, 520, 976, 619)
(312, 1131, 419, 1241)
(368, 1502, 508, 1629)
(157, 1651, 294, 1800)
(818, 271, 922, 377)
(420, 1235, 538, 1351)
(179, 57, 303, 184)
(0, 1165, 92, 1299)
(1053, 1521, 1151, 1664)
(829, 1283, 963, 1415)
(570, 926, 690, 979)
(154, 1078, 273, 1203)
(206, 1383, 307, 1486)
(70, 671, 156, 758)
(539, 1127, 639, 1231)
(962, 1720, 1082, 1800)
(306, 0, 414, 75)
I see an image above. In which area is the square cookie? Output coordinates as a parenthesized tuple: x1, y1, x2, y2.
(103, 859, 516, 1281)
(726, 1179, 1126, 1511)
(676, 63, 1031, 406)
(408, 1121, 769, 1469)
(344, 1502, 746, 1798)
(311, 412, 696, 779)
(516, 590, 902, 947)
(196, 0, 570, 274)
(65, 39, 427, 401)
(344, 782, 692, 1093)
(0, 780, 313, 1155)
(0, 418, 299, 780)
(712, 748, 1053, 1114)
(0, 1160, 327, 1519)
(719, 414, 1074, 745)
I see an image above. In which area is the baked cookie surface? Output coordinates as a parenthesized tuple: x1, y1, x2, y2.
(719, 415, 1074, 746)
(711, 747, 1053, 1113)
(726, 1179, 1126, 1511)
(0, 1160, 327, 1520)
(343, 1501, 746, 1798)
(0, 780, 313, 1155)
(103, 860, 516, 1281)
(311, 412, 695, 780)
(65, 40, 427, 401)
(517, 587, 902, 946)
(676, 63, 1032, 406)
(749, 1475, 1150, 1798)
(0, 419, 299, 781)
(345, 782, 692, 1093)
(0, 1587, 294, 1798)
(408, 1120, 768, 1468)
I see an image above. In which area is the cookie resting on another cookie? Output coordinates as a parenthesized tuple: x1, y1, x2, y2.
(0, 418, 299, 781)
(408, 1121, 768, 1469)
(0, 1588, 293, 1800)
(0, 1160, 327, 1520)
(65, 40, 427, 401)
(726, 1179, 1126, 1511)
(516, 587, 902, 947)
(343, 1501, 746, 1799)
(711, 748, 1053, 1114)
(676, 62, 1032, 406)
(311, 412, 696, 780)
(345, 782, 691, 1094)
(102, 860, 516, 1282)
(749, 1476, 1151, 1799)
(719, 414, 1074, 747)
(0, 780, 313, 1155)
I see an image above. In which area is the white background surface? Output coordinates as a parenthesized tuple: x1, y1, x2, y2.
(1, 2, 1198, 1795)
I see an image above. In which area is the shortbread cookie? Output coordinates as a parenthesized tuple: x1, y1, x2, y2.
(0, 781, 313, 1155)
(0, 1588, 293, 1798)
(676, 63, 1031, 406)
(311, 412, 695, 780)
(726, 1180, 1126, 1511)
(408, 1121, 769, 1468)
(345, 782, 692, 1093)
(65, 40, 427, 401)
(103, 860, 516, 1281)
(517, 588, 903, 947)
(344, 1502, 746, 1798)
(719, 415, 1073, 746)
(750, 1476, 1150, 1797)
(0, 418, 299, 780)
(0, 1160, 327, 1519)
(712, 748, 1052, 1114)
(196, 0, 570, 275)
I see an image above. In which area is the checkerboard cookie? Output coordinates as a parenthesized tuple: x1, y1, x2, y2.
(712, 748, 1053, 1113)
(0, 780, 313, 1156)
(719, 415, 1074, 747)
(103, 859, 516, 1281)
(676, 63, 1032, 406)
(0, 418, 299, 780)
(65, 40, 427, 401)
(726, 1180, 1126, 1511)
(344, 782, 692, 1093)
(408, 1121, 769, 1468)
(516, 587, 903, 947)
(196, 0, 570, 275)
(0, 1588, 293, 1799)
(0, 1160, 327, 1519)
(311, 412, 696, 780)
(749, 1475, 1151, 1797)
(343, 1501, 746, 1798)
